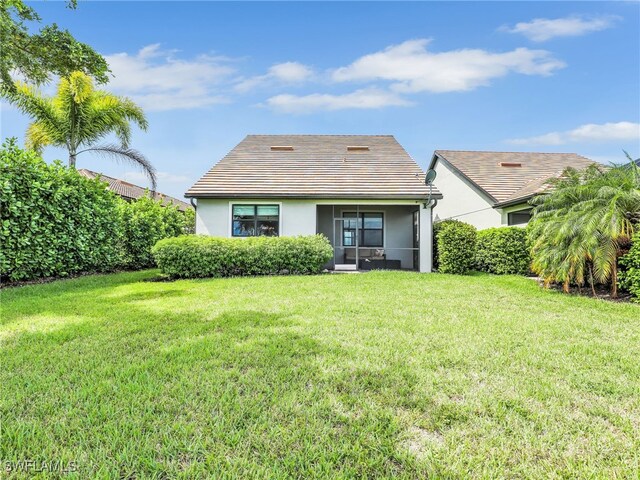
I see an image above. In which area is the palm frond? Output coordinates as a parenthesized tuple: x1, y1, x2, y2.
(77, 144, 157, 193)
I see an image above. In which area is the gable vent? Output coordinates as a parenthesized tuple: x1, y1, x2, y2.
(498, 162, 522, 167)
(270, 146, 294, 151)
(347, 146, 369, 152)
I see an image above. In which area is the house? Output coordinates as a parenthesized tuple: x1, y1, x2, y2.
(78, 169, 192, 212)
(185, 135, 442, 272)
(428, 150, 596, 230)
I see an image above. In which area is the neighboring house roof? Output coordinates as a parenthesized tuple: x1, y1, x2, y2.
(78, 169, 191, 211)
(429, 150, 596, 207)
(186, 135, 441, 200)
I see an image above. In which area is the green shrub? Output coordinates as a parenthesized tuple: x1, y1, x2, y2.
(434, 220, 477, 274)
(119, 196, 189, 269)
(476, 227, 531, 275)
(0, 140, 123, 281)
(152, 235, 333, 278)
(619, 233, 640, 302)
(183, 207, 195, 235)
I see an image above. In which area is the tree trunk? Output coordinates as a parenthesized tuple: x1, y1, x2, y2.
(611, 262, 618, 298)
(589, 265, 597, 298)
(69, 153, 77, 169)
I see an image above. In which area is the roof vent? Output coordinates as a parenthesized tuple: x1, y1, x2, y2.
(499, 162, 522, 167)
(270, 146, 294, 151)
(347, 146, 369, 152)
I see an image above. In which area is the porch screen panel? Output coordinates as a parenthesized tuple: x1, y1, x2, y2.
(361, 213, 383, 247)
(343, 212, 383, 247)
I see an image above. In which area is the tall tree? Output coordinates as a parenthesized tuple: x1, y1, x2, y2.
(0, 0, 109, 93)
(529, 158, 640, 297)
(7, 71, 156, 192)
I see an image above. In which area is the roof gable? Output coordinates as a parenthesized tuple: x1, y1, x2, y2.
(186, 135, 439, 199)
(431, 150, 596, 204)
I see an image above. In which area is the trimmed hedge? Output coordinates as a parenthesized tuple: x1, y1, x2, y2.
(619, 233, 640, 302)
(152, 235, 333, 278)
(1, 140, 123, 281)
(119, 196, 188, 269)
(0, 140, 192, 282)
(476, 227, 531, 275)
(434, 220, 477, 274)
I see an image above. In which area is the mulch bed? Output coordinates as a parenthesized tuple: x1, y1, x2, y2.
(533, 277, 635, 303)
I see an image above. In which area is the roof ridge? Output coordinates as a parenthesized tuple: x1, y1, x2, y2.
(246, 134, 395, 137)
(436, 149, 586, 156)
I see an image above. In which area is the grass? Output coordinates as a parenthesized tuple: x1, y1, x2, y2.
(1, 270, 639, 479)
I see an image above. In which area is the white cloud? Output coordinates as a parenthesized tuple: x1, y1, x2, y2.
(266, 88, 411, 113)
(502, 15, 621, 42)
(105, 44, 235, 111)
(235, 61, 313, 93)
(507, 121, 640, 145)
(331, 39, 565, 93)
(269, 62, 313, 82)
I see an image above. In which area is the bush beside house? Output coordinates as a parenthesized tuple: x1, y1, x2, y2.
(476, 227, 531, 275)
(119, 197, 189, 269)
(434, 220, 477, 274)
(0, 141, 190, 282)
(152, 235, 333, 279)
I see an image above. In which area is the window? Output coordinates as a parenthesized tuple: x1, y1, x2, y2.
(507, 209, 532, 226)
(343, 212, 383, 247)
(232, 205, 279, 237)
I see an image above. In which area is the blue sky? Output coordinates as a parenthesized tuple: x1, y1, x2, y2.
(2, 1, 639, 198)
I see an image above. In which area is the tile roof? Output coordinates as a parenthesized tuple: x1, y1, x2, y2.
(78, 169, 192, 211)
(431, 150, 596, 205)
(186, 135, 440, 200)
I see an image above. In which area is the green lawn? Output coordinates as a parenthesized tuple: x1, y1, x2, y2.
(1, 271, 639, 479)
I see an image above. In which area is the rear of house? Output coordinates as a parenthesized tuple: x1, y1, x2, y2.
(429, 150, 596, 229)
(186, 135, 441, 272)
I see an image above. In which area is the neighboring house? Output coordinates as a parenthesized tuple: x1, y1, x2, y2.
(185, 135, 442, 272)
(428, 150, 596, 230)
(78, 169, 192, 212)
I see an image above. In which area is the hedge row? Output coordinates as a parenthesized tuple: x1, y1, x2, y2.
(119, 196, 193, 270)
(0, 140, 192, 282)
(476, 227, 531, 275)
(152, 235, 333, 278)
(619, 232, 640, 302)
(434, 220, 531, 275)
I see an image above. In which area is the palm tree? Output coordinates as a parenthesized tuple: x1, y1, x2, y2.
(529, 157, 640, 297)
(6, 71, 156, 191)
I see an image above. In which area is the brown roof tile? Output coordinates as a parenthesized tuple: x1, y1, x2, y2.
(78, 169, 192, 211)
(186, 135, 440, 200)
(432, 150, 596, 204)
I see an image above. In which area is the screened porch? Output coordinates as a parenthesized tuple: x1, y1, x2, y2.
(316, 204, 421, 271)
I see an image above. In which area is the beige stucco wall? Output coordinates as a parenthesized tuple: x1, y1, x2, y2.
(195, 198, 316, 237)
(431, 158, 502, 229)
